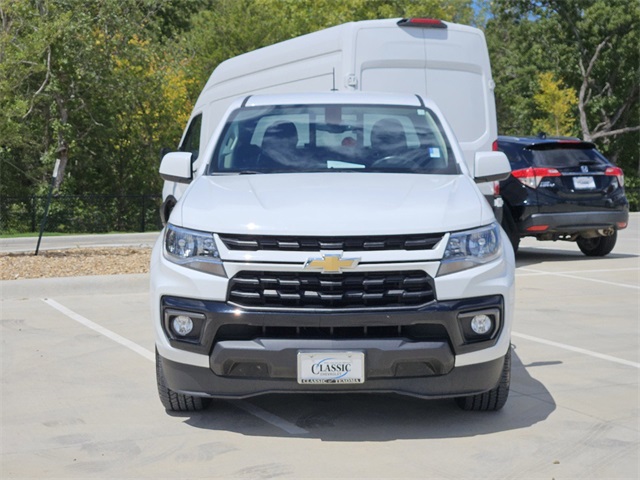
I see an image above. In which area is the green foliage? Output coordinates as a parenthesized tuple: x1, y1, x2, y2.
(624, 175, 640, 212)
(0, 0, 203, 202)
(0, 194, 162, 234)
(532, 72, 578, 137)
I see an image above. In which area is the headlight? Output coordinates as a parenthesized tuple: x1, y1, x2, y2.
(437, 222, 502, 276)
(164, 224, 226, 277)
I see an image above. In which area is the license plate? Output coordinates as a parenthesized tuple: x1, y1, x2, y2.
(297, 351, 365, 384)
(573, 176, 596, 190)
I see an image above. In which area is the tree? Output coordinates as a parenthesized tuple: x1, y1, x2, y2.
(532, 72, 578, 136)
(0, 0, 203, 201)
(546, 0, 639, 145)
(485, 9, 547, 135)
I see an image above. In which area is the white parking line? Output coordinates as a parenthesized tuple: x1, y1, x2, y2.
(43, 298, 154, 361)
(41, 297, 309, 435)
(512, 331, 640, 368)
(517, 267, 639, 289)
(517, 267, 639, 276)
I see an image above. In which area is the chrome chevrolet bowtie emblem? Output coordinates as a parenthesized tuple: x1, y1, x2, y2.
(304, 254, 360, 273)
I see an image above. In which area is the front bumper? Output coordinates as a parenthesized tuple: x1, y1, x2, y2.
(157, 294, 506, 399)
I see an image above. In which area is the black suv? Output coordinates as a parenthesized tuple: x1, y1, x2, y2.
(497, 135, 629, 256)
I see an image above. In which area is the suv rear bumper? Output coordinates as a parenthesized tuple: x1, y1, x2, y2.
(520, 210, 629, 235)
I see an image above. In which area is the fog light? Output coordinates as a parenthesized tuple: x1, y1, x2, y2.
(172, 315, 194, 336)
(470, 314, 492, 335)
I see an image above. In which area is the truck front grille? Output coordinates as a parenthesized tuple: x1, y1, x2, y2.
(228, 270, 435, 309)
(219, 233, 443, 251)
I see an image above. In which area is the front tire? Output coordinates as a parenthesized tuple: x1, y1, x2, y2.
(577, 231, 617, 257)
(455, 347, 511, 411)
(156, 349, 211, 412)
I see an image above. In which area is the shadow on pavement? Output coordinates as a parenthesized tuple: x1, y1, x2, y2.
(177, 348, 556, 440)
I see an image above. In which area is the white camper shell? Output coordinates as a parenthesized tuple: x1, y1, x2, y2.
(163, 17, 498, 215)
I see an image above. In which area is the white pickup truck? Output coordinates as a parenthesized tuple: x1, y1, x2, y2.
(151, 92, 514, 412)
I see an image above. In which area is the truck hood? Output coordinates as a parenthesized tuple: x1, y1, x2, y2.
(174, 173, 493, 235)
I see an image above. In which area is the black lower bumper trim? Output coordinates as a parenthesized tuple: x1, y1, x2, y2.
(211, 337, 454, 379)
(161, 295, 505, 357)
(159, 353, 506, 400)
(521, 210, 628, 234)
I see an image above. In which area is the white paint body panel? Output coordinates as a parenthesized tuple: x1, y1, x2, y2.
(173, 173, 492, 236)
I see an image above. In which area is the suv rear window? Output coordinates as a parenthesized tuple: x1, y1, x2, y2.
(500, 141, 608, 169)
(529, 145, 607, 168)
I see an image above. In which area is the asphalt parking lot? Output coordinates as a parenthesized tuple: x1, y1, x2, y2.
(2, 215, 638, 479)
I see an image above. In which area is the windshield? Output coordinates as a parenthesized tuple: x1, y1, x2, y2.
(208, 104, 459, 175)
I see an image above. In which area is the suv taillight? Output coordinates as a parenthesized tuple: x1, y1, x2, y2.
(605, 166, 624, 187)
(512, 167, 561, 189)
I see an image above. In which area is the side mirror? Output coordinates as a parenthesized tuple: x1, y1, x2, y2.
(160, 151, 193, 183)
(474, 151, 511, 183)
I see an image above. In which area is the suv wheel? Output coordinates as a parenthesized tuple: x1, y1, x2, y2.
(156, 349, 211, 412)
(455, 346, 511, 411)
(577, 231, 617, 257)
